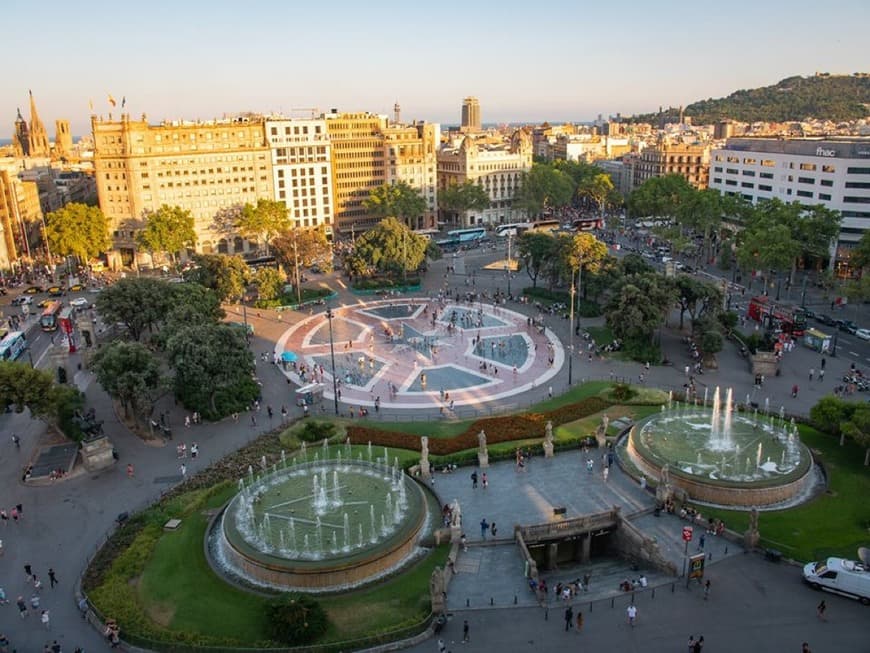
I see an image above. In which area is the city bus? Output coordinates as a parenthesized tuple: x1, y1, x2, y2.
(495, 222, 531, 238)
(528, 219, 562, 234)
(747, 295, 808, 336)
(572, 217, 604, 232)
(0, 331, 27, 362)
(39, 300, 63, 332)
(58, 306, 76, 334)
(446, 227, 487, 243)
(413, 228, 440, 240)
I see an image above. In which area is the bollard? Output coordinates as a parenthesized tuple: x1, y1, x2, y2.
(545, 607, 549, 621)
(725, 545, 728, 555)
(466, 598, 470, 607)
(611, 597, 614, 608)
(490, 597, 494, 606)
(651, 588, 655, 599)
(631, 592, 635, 603)
(514, 595, 518, 605)
(708, 552, 713, 561)
(671, 582, 676, 593)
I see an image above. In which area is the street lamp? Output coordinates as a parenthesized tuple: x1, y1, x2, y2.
(568, 280, 575, 386)
(506, 232, 513, 298)
(292, 236, 302, 306)
(325, 307, 340, 415)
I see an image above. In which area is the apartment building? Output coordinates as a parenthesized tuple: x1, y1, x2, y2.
(383, 122, 440, 230)
(0, 167, 44, 267)
(709, 137, 870, 268)
(437, 131, 533, 227)
(633, 141, 710, 189)
(92, 113, 273, 265)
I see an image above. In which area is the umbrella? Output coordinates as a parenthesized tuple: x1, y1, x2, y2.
(281, 351, 298, 363)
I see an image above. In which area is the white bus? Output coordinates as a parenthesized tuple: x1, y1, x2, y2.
(495, 222, 531, 238)
(528, 219, 561, 234)
(446, 227, 487, 243)
(413, 228, 440, 240)
(0, 331, 27, 362)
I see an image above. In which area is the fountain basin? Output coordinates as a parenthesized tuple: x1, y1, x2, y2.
(211, 459, 428, 591)
(626, 404, 816, 508)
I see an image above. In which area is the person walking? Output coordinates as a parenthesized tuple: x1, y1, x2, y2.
(703, 579, 711, 600)
(564, 605, 574, 632)
(626, 603, 637, 627)
(816, 599, 826, 621)
(471, 471, 478, 489)
(792, 384, 799, 398)
(180, 463, 187, 478)
(482, 472, 488, 489)
(576, 610, 584, 631)
(48, 569, 58, 589)
(11, 434, 20, 448)
(688, 635, 695, 651)
(809, 368, 814, 382)
(126, 463, 134, 478)
(437, 638, 446, 653)
(480, 518, 489, 539)
(462, 619, 469, 643)
(191, 443, 198, 459)
(16, 596, 27, 618)
(693, 635, 705, 652)
(802, 643, 811, 653)
(40, 609, 50, 630)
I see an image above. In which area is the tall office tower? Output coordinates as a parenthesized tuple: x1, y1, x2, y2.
(55, 119, 72, 159)
(27, 91, 50, 158)
(92, 113, 273, 267)
(461, 97, 481, 133)
(13, 108, 30, 157)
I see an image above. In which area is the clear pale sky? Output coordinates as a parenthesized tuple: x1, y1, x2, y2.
(4, 0, 868, 138)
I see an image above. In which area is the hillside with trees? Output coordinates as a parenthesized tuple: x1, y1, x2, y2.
(630, 73, 870, 124)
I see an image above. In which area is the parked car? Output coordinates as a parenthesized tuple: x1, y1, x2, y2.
(70, 297, 90, 308)
(69, 283, 85, 292)
(47, 286, 64, 297)
(816, 314, 836, 326)
(23, 285, 43, 294)
(855, 328, 870, 341)
(11, 296, 33, 306)
(803, 557, 870, 604)
(803, 308, 816, 319)
(837, 320, 858, 334)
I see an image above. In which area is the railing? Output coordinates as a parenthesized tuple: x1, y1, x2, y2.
(518, 509, 619, 543)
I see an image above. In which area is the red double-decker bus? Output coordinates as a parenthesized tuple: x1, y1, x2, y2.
(747, 295, 808, 336)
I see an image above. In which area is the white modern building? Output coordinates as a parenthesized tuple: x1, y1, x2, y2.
(265, 119, 333, 234)
(709, 137, 870, 268)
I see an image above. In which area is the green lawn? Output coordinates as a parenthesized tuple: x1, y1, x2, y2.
(585, 325, 614, 345)
(704, 426, 870, 562)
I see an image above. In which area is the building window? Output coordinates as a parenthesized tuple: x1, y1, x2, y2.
(761, 160, 775, 167)
(759, 184, 773, 191)
(820, 179, 834, 187)
(845, 182, 870, 189)
(799, 163, 817, 171)
(742, 170, 755, 177)
(796, 190, 813, 198)
(714, 166, 723, 173)
(726, 168, 738, 175)
(822, 165, 835, 173)
(725, 179, 737, 186)
(847, 167, 870, 175)
(760, 172, 774, 179)
(743, 158, 756, 165)
(797, 177, 815, 184)
(741, 182, 754, 188)
(844, 196, 870, 204)
(819, 193, 831, 201)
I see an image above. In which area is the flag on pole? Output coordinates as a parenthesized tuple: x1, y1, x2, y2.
(108, 94, 117, 108)
(88, 99, 94, 113)
(121, 96, 126, 109)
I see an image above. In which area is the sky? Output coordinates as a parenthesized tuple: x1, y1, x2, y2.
(3, 0, 868, 138)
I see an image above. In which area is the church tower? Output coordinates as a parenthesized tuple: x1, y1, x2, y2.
(55, 119, 72, 160)
(28, 91, 50, 158)
(13, 107, 30, 157)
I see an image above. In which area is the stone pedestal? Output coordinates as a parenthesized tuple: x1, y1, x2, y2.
(744, 529, 760, 549)
(80, 434, 115, 472)
(477, 450, 489, 468)
(450, 525, 462, 544)
(419, 459, 431, 480)
(542, 441, 554, 458)
(49, 345, 69, 385)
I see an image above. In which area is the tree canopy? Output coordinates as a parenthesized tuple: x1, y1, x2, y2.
(345, 217, 428, 277)
(91, 341, 165, 419)
(136, 204, 197, 264)
(96, 277, 175, 341)
(44, 203, 110, 263)
(237, 199, 290, 253)
(184, 254, 251, 301)
(438, 181, 490, 222)
(517, 231, 557, 288)
(271, 227, 333, 278)
(513, 164, 574, 217)
(363, 181, 427, 225)
(605, 273, 676, 347)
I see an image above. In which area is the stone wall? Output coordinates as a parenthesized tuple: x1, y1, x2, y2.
(611, 514, 678, 576)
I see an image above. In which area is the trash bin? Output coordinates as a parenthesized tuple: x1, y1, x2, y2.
(764, 548, 782, 562)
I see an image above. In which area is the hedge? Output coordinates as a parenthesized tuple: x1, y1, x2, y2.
(346, 396, 610, 454)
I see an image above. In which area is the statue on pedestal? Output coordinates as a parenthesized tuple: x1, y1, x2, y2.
(543, 420, 555, 458)
(744, 506, 760, 549)
(477, 430, 489, 468)
(419, 436, 431, 479)
(430, 566, 446, 614)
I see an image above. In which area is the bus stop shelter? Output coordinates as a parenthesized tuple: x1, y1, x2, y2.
(803, 328, 832, 353)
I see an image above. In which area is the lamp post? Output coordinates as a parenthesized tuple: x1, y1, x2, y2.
(325, 307, 340, 415)
(568, 280, 575, 386)
(292, 236, 302, 306)
(506, 232, 512, 298)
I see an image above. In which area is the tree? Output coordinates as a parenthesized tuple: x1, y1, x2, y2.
(513, 164, 574, 218)
(96, 278, 175, 341)
(136, 204, 197, 264)
(267, 594, 329, 645)
(566, 233, 609, 299)
(0, 362, 84, 439)
(842, 404, 870, 466)
(184, 254, 251, 302)
(605, 273, 676, 346)
(675, 276, 723, 331)
(255, 267, 287, 302)
(91, 342, 164, 419)
(44, 203, 110, 264)
(849, 229, 870, 270)
(161, 283, 225, 341)
(810, 396, 856, 445)
(629, 175, 693, 223)
(517, 232, 557, 288)
(363, 181, 427, 227)
(346, 217, 428, 278)
(678, 188, 724, 264)
(438, 181, 490, 224)
(237, 199, 290, 254)
(271, 227, 333, 282)
(166, 323, 259, 419)
(577, 173, 615, 219)
(736, 222, 801, 297)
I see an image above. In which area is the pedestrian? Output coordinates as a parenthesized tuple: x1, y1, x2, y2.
(41, 609, 50, 629)
(16, 596, 27, 618)
(191, 443, 198, 459)
(480, 518, 488, 539)
(30, 594, 39, 610)
(802, 643, 811, 653)
(460, 534, 468, 552)
(11, 434, 20, 448)
(548, 385, 553, 399)
(267, 405, 274, 420)
(576, 610, 584, 631)
(819, 369, 825, 381)
(126, 463, 134, 478)
(564, 604, 574, 631)
(48, 568, 58, 588)
(816, 599, 826, 621)
(693, 636, 704, 652)
(462, 619, 469, 643)
(792, 384, 799, 398)
(437, 638, 446, 653)
(1, 508, 7, 526)
(603, 466, 609, 482)
(482, 471, 488, 489)
(626, 603, 637, 626)
(24, 563, 32, 579)
(78, 597, 88, 619)
(688, 635, 695, 651)
(809, 368, 814, 381)
(180, 463, 187, 477)
(50, 641, 61, 653)
(471, 470, 478, 489)
(583, 573, 590, 591)
(0, 587, 7, 604)
(251, 414, 257, 427)
(703, 579, 711, 600)
(490, 522, 497, 537)
(185, 415, 190, 428)
(698, 533, 705, 550)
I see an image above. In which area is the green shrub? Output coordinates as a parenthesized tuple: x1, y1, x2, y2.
(351, 277, 422, 291)
(267, 594, 329, 645)
(611, 383, 637, 402)
(521, 287, 601, 316)
(621, 339, 662, 364)
(296, 420, 337, 442)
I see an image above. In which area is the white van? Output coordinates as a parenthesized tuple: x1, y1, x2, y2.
(802, 557, 870, 604)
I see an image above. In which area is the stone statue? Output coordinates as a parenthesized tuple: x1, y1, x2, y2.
(477, 430, 489, 468)
(543, 420, 555, 458)
(419, 436, 431, 479)
(602, 414, 610, 433)
(450, 499, 462, 527)
(744, 506, 760, 549)
(748, 506, 759, 533)
(660, 463, 670, 487)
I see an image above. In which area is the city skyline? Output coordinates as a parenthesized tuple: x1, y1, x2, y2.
(3, 0, 869, 138)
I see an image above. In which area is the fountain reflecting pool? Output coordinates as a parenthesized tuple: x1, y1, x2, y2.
(209, 441, 429, 591)
(626, 387, 817, 508)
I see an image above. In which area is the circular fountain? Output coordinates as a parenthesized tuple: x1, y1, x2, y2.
(210, 440, 429, 591)
(625, 387, 817, 508)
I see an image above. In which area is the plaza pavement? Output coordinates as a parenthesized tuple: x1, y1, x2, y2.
(0, 249, 866, 652)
